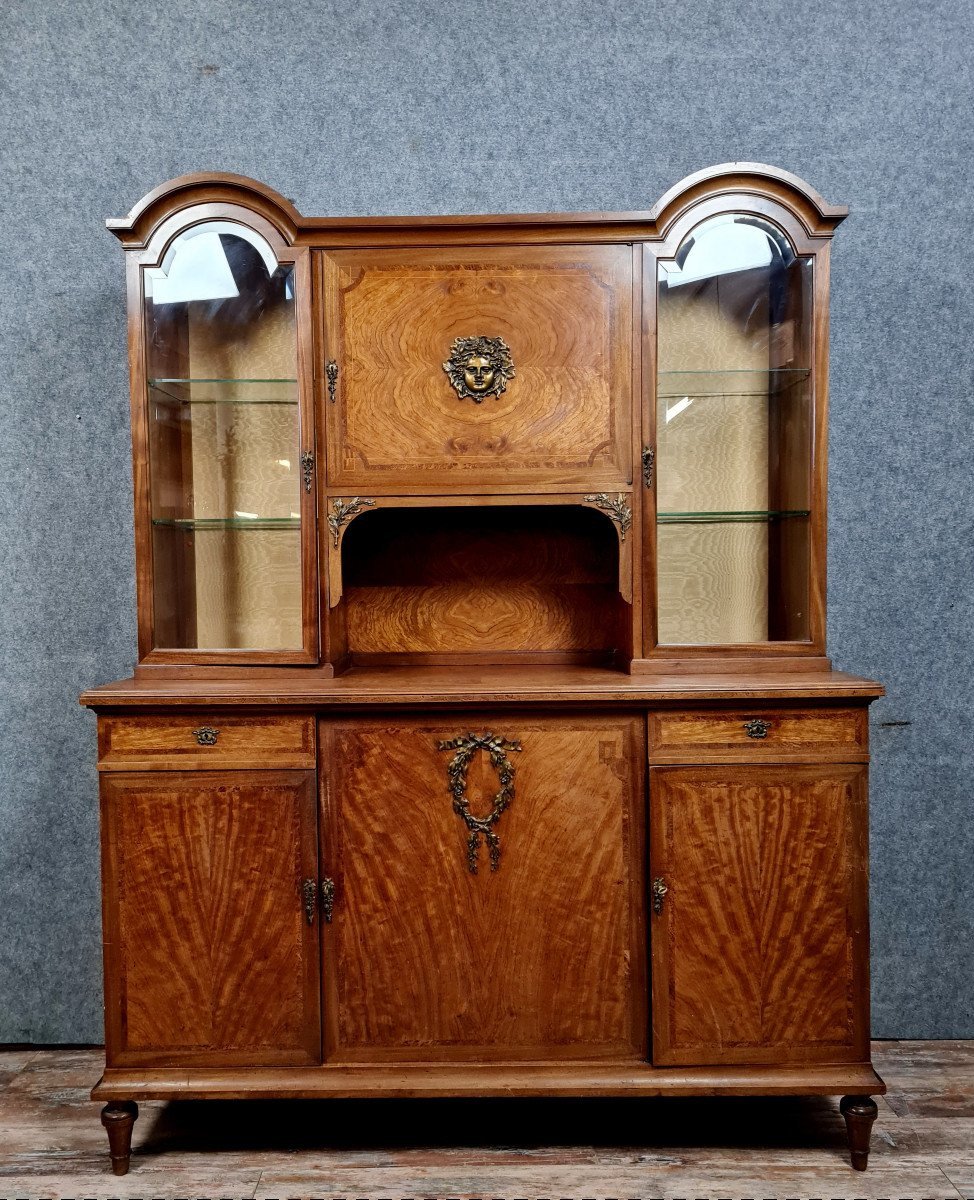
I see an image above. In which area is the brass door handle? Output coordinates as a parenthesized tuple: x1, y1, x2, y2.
(652, 877, 668, 916)
(320, 878, 335, 924)
(192, 726, 218, 746)
(302, 879, 316, 925)
(326, 360, 338, 403)
(743, 719, 772, 739)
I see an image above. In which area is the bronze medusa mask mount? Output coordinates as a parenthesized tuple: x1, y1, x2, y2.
(442, 335, 515, 402)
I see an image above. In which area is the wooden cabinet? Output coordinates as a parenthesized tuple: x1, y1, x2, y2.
(320, 714, 646, 1063)
(649, 763, 868, 1067)
(101, 771, 321, 1067)
(83, 164, 885, 1176)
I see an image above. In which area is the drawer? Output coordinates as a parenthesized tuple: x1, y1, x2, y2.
(648, 706, 868, 763)
(97, 713, 316, 770)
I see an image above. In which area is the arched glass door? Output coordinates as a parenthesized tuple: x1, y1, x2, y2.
(656, 214, 813, 646)
(144, 222, 305, 652)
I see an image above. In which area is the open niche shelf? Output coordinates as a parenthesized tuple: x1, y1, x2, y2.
(329, 503, 632, 667)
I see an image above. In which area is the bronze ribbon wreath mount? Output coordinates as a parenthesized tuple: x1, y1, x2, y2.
(437, 732, 523, 873)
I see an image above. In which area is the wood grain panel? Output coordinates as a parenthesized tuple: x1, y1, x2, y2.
(320, 713, 646, 1062)
(650, 763, 868, 1066)
(98, 712, 315, 770)
(345, 584, 621, 654)
(101, 771, 320, 1066)
(648, 705, 868, 763)
(321, 246, 632, 490)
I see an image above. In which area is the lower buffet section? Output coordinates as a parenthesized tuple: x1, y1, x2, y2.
(91, 699, 884, 1175)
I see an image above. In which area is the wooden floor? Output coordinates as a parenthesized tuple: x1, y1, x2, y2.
(0, 1042, 971, 1199)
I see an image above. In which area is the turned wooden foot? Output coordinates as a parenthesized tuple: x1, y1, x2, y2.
(100, 1101, 138, 1175)
(840, 1094, 878, 1170)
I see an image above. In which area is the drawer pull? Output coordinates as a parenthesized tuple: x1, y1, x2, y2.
(192, 726, 219, 746)
(302, 879, 317, 925)
(320, 877, 335, 924)
(437, 731, 522, 874)
(743, 719, 772, 740)
(652, 877, 668, 916)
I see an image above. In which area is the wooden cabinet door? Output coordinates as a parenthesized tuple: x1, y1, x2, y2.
(650, 764, 868, 1067)
(320, 246, 633, 491)
(102, 771, 320, 1066)
(320, 714, 646, 1062)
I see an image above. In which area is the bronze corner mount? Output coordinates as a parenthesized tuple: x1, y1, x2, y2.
(327, 496, 376, 547)
(583, 493, 632, 541)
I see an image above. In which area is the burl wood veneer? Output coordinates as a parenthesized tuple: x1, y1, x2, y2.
(82, 163, 883, 1178)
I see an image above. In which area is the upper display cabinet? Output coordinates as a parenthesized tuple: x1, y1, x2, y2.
(115, 186, 317, 666)
(643, 165, 845, 668)
(107, 165, 846, 674)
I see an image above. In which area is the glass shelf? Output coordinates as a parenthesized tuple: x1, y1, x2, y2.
(152, 517, 301, 530)
(657, 510, 810, 524)
(149, 378, 298, 405)
(657, 368, 810, 399)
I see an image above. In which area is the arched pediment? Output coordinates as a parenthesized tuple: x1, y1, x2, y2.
(106, 172, 304, 248)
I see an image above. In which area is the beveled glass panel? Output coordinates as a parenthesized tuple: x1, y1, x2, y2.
(144, 223, 302, 651)
(656, 215, 813, 645)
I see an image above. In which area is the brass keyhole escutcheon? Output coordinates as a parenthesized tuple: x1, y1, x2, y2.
(302, 879, 316, 925)
(320, 878, 335, 924)
(743, 719, 772, 739)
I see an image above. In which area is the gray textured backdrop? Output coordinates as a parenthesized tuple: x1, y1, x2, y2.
(1, 0, 972, 1043)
